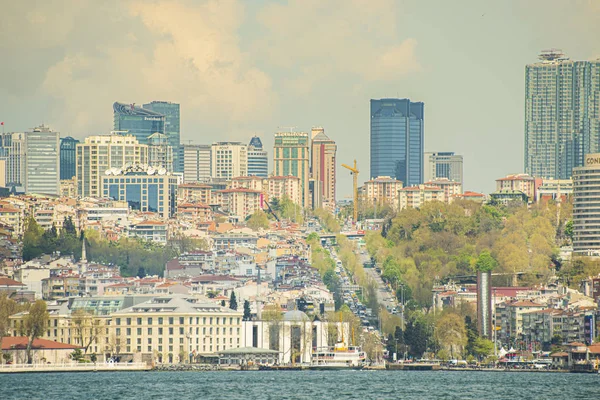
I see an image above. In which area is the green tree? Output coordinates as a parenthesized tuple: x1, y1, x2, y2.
(404, 312, 431, 358)
(246, 210, 270, 231)
(22, 216, 44, 261)
(229, 291, 238, 310)
(23, 300, 49, 364)
(434, 312, 467, 359)
(0, 294, 20, 354)
(473, 337, 494, 359)
(243, 300, 251, 321)
(69, 348, 84, 362)
(475, 250, 498, 272)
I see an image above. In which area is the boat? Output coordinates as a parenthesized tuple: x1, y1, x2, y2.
(310, 342, 367, 370)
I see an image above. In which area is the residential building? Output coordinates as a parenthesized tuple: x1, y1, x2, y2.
(128, 221, 168, 244)
(76, 133, 148, 198)
(266, 176, 301, 206)
(59, 178, 77, 198)
(211, 142, 248, 180)
(573, 154, 600, 255)
(450, 191, 486, 203)
(536, 179, 573, 202)
(216, 188, 262, 221)
(496, 300, 545, 344)
(495, 174, 537, 200)
(489, 190, 529, 205)
(424, 152, 463, 185)
(182, 144, 211, 183)
(60, 136, 79, 180)
(178, 183, 212, 205)
(424, 178, 462, 199)
(147, 132, 174, 172)
(101, 164, 178, 218)
(370, 98, 424, 186)
(273, 132, 310, 207)
(24, 125, 60, 195)
(310, 127, 336, 210)
(247, 136, 268, 178)
(398, 184, 444, 210)
(362, 176, 403, 210)
(113, 101, 165, 145)
(143, 101, 181, 172)
(230, 176, 264, 192)
(525, 50, 600, 180)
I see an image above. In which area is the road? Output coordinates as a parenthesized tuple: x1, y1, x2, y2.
(358, 251, 399, 314)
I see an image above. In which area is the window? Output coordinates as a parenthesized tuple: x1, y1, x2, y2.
(148, 318, 153, 325)
(137, 328, 142, 335)
(169, 317, 174, 324)
(126, 318, 131, 325)
(158, 317, 163, 324)
(127, 328, 131, 335)
(179, 327, 184, 335)
(169, 328, 173, 335)
(148, 328, 153, 335)
(179, 317, 184, 325)
(116, 318, 121, 326)
(158, 328, 163, 335)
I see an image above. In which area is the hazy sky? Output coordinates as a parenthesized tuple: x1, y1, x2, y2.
(1, 0, 599, 197)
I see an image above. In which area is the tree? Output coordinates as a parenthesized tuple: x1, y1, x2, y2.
(473, 337, 494, 359)
(0, 294, 20, 355)
(23, 300, 49, 364)
(246, 210, 270, 231)
(22, 216, 44, 261)
(475, 250, 498, 272)
(69, 348, 84, 362)
(71, 310, 103, 354)
(434, 313, 467, 359)
(243, 300, 251, 321)
(229, 291, 238, 310)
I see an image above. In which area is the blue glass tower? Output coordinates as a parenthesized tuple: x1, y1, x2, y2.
(60, 136, 79, 180)
(113, 102, 165, 145)
(143, 101, 181, 172)
(370, 98, 424, 186)
(248, 136, 268, 178)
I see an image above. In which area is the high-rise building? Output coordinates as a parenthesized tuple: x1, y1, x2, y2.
(147, 132, 173, 172)
(60, 136, 79, 180)
(247, 136, 268, 178)
(211, 142, 247, 180)
(424, 152, 463, 186)
(572, 154, 600, 255)
(143, 101, 181, 172)
(525, 50, 600, 179)
(76, 133, 148, 198)
(2, 132, 21, 187)
(23, 125, 60, 195)
(182, 144, 211, 183)
(274, 131, 310, 207)
(310, 128, 337, 210)
(370, 98, 424, 186)
(113, 102, 165, 145)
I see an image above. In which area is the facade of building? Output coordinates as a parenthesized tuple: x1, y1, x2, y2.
(273, 132, 310, 207)
(113, 102, 165, 145)
(178, 183, 212, 205)
(6, 132, 23, 187)
(310, 129, 336, 210)
(495, 174, 537, 200)
(101, 165, 178, 218)
(525, 50, 600, 179)
(76, 134, 148, 198)
(370, 98, 424, 186)
(182, 144, 211, 183)
(424, 152, 463, 185)
(398, 184, 444, 210)
(573, 154, 600, 255)
(266, 176, 301, 206)
(216, 188, 262, 221)
(211, 142, 248, 180)
(247, 136, 268, 178)
(424, 178, 462, 199)
(60, 136, 79, 180)
(128, 221, 168, 244)
(147, 132, 174, 172)
(24, 125, 60, 195)
(143, 101, 181, 172)
(363, 176, 403, 210)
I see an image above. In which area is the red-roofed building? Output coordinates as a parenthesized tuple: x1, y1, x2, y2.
(495, 174, 539, 200)
(1, 337, 81, 364)
(0, 277, 27, 297)
(450, 191, 486, 203)
(398, 184, 444, 210)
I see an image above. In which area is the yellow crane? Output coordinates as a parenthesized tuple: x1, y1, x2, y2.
(341, 160, 359, 223)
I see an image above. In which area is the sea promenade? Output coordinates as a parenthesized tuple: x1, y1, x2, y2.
(0, 362, 150, 373)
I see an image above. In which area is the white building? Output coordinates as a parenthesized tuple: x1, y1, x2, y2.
(363, 176, 403, 209)
(398, 184, 444, 210)
(573, 154, 600, 255)
(424, 152, 463, 185)
(23, 125, 60, 195)
(211, 142, 248, 180)
(182, 144, 211, 183)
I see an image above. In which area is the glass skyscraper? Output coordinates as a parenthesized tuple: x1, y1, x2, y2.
(370, 98, 424, 186)
(248, 136, 268, 178)
(143, 101, 181, 172)
(525, 50, 600, 179)
(60, 136, 79, 180)
(113, 102, 165, 145)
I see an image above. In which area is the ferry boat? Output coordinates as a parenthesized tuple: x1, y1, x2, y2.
(310, 342, 367, 369)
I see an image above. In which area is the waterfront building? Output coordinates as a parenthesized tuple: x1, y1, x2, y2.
(525, 50, 600, 179)
(398, 184, 444, 210)
(76, 133, 148, 198)
(143, 101, 181, 172)
(424, 152, 463, 185)
(362, 176, 403, 210)
(273, 132, 310, 207)
(147, 132, 174, 172)
(573, 154, 600, 255)
(182, 144, 211, 183)
(23, 125, 60, 195)
(101, 164, 178, 218)
(113, 102, 165, 145)
(211, 142, 248, 180)
(370, 98, 424, 186)
(247, 136, 268, 178)
(60, 136, 79, 180)
(310, 128, 337, 210)
(495, 173, 538, 201)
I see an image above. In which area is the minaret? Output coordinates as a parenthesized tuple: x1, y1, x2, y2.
(80, 235, 88, 274)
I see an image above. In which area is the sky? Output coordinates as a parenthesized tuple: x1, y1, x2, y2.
(1, 0, 600, 197)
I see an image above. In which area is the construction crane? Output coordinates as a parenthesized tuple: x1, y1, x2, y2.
(341, 160, 359, 223)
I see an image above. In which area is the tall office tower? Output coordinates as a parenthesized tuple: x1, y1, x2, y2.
(113, 102, 165, 145)
(211, 142, 247, 180)
(572, 154, 600, 255)
(143, 101, 181, 172)
(370, 98, 424, 186)
(247, 136, 268, 178)
(273, 131, 310, 207)
(147, 132, 174, 171)
(0, 132, 12, 186)
(182, 144, 211, 183)
(525, 50, 600, 179)
(7, 133, 24, 187)
(311, 128, 337, 210)
(60, 136, 79, 180)
(23, 125, 60, 195)
(76, 133, 148, 198)
(424, 152, 463, 185)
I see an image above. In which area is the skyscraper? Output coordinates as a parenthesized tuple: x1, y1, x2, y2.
(572, 154, 600, 255)
(247, 136, 268, 178)
(113, 102, 165, 145)
(60, 136, 79, 180)
(182, 144, 211, 183)
(370, 98, 424, 186)
(274, 131, 310, 207)
(310, 128, 337, 210)
(143, 101, 181, 172)
(23, 125, 60, 195)
(211, 142, 248, 180)
(525, 50, 600, 179)
(76, 133, 148, 198)
(424, 152, 463, 186)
